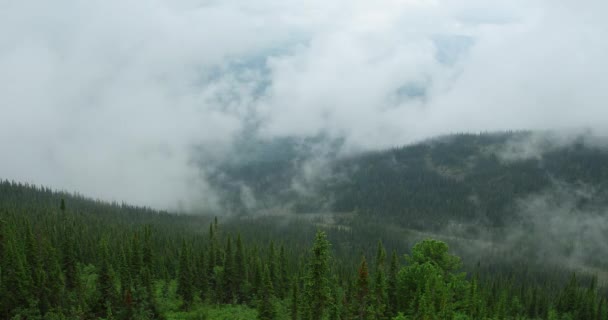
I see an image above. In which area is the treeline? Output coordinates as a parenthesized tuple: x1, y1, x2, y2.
(1, 181, 608, 319)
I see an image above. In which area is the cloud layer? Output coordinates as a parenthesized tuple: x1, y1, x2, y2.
(1, 0, 607, 208)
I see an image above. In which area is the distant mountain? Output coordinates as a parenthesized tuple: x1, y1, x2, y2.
(209, 131, 608, 229)
(4, 130, 608, 285)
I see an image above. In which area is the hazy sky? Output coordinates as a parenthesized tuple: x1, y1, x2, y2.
(1, 0, 607, 209)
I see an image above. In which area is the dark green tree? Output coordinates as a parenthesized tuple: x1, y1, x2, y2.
(177, 240, 194, 309)
(355, 257, 371, 320)
(387, 251, 399, 317)
(95, 237, 116, 318)
(290, 278, 299, 320)
(234, 233, 247, 303)
(302, 231, 331, 320)
(223, 236, 235, 303)
(258, 265, 276, 320)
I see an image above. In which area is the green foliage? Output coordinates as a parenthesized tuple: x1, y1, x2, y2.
(407, 239, 462, 275)
(178, 240, 195, 309)
(302, 231, 331, 320)
(258, 265, 276, 320)
(1, 179, 608, 320)
(355, 257, 371, 320)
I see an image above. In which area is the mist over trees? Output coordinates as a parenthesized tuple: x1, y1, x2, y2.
(2, 173, 608, 319)
(2, 132, 608, 319)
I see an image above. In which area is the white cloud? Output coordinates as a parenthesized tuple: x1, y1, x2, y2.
(1, 0, 607, 208)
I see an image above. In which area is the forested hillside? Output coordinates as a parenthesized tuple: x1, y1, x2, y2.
(2, 179, 608, 320)
(211, 132, 608, 275)
(3, 132, 608, 319)
(212, 132, 608, 229)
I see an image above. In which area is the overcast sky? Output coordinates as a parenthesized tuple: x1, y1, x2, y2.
(1, 0, 607, 209)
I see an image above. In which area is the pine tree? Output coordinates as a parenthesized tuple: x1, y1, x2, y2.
(373, 241, 388, 319)
(196, 250, 208, 302)
(177, 240, 194, 309)
(1, 227, 33, 318)
(268, 241, 278, 292)
(290, 278, 299, 320)
(234, 233, 247, 303)
(355, 257, 370, 320)
(558, 273, 579, 315)
(258, 265, 276, 320)
(62, 221, 78, 292)
(278, 245, 289, 299)
(495, 289, 508, 320)
(467, 273, 480, 319)
(303, 231, 331, 320)
(38, 237, 64, 315)
(95, 237, 116, 318)
(419, 279, 436, 320)
(140, 226, 157, 317)
(251, 249, 263, 298)
(223, 236, 235, 304)
(24, 220, 44, 315)
(387, 251, 399, 317)
(328, 283, 343, 320)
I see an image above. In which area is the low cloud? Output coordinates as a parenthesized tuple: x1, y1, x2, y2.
(496, 129, 608, 162)
(2, 0, 608, 209)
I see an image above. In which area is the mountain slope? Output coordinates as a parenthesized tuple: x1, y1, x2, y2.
(210, 131, 608, 229)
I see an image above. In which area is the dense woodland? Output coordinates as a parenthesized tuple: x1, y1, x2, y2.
(2, 179, 608, 320)
(213, 132, 608, 230)
(2, 132, 608, 319)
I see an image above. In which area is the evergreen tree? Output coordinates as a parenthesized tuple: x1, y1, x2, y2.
(196, 250, 208, 302)
(62, 221, 78, 292)
(373, 241, 388, 319)
(223, 236, 235, 304)
(1, 227, 32, 318)
(37, 237, 64, 315)
(235, 233, 247, 303)
(290, 278, 299, 320)
(258, 265, 276, 320)
(177, 240, 194, 309)
(387, 251, 399, 317)
(278, 245, 289, 299)
(268, 241, 278, 292)
(355, 257, 371, 320)
(558, 273, 579, 315)
(95, 237, 116, 318)
(303, 231, 331, 320)
(419, 279, 436, 320)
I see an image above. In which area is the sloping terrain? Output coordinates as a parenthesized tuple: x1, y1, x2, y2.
(210, 131, 608, 228)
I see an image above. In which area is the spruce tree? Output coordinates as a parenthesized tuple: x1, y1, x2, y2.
(38, 237, 64, 315)
(1, 227, 32, 318)
(387, 251, 399, 317)
(62, 221, 78, 291)
(234, 233, 247, 303)
(278, 245, 289, 299)
(303, 231, 331, 320)
(373, 241, 388, 319)
(95, 237, 116, 318)
(258, 265, 276, 320)
(177, 240, 194, 309)
(223, 236, 235, 304)
(355, 257, 370, 320)
(196, 250, 208, 302)
(268, 241, 278, 292)
(290, 278, 299, 320)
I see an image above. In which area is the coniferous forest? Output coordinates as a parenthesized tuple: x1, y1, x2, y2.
(2, 174, 608, 320)
(3, 0, 608, 317)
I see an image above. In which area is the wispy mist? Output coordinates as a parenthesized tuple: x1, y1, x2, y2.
(2, 0, 608, 209)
